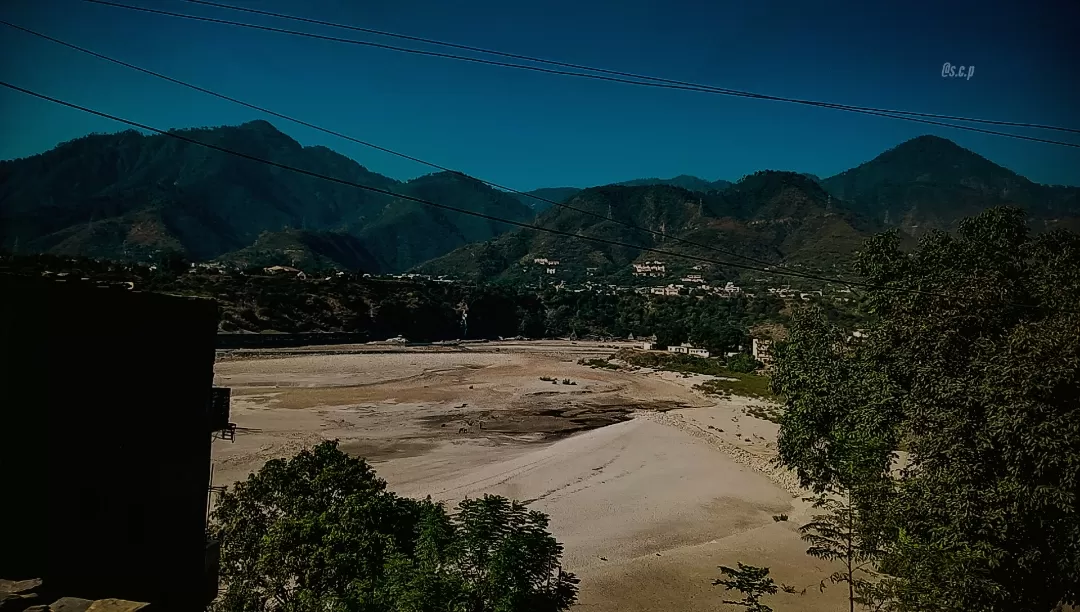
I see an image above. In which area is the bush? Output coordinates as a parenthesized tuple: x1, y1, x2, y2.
(577, 357, 620, 370)
(210, 441, 578, 611)
(693, 377, 778, 402)
(725, 352, 762, 373)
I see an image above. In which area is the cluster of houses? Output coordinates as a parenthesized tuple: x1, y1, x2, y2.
(632, 261, 667, 277)
(647, 285, 683, 296)
(264, 265, 306, 278)
(638, 281, 744, 298)
(532, 257, 561, 275)
(632, 335, 784, 369)
(640, 341, 711, 358)
(553, 280, 632, 294)
(522, 257, 840, 305)
(767, 286, 824, 301)
(260, 267, 456, 284)
(388, 272, 453, 283)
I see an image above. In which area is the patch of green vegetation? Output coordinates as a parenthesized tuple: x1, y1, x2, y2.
(693, 375, 778, 402)
(577, 357, 620, 370)
(614, 348, 777, 401)
(746, 403, 784, 423)
(614, 348, 732, 376)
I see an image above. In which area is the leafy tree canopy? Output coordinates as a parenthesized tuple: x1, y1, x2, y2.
(210, 440, 578, 611)
(771, 207, 1080, 611)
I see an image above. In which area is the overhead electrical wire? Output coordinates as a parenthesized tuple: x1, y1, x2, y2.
(0, 79, 815, 279)
(80, 0, 1080, 149)
(0, 18, 807, 275)
(5, 79, 1075, 315)
(176, 0, 1080, 137)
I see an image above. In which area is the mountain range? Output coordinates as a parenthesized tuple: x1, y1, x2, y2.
(423, 136, 1080, 282)
(0, 120, 532, 273)
(419, 171, 870, 282)
(2, 123, 1077, 277)
(510, 177, 732, 212)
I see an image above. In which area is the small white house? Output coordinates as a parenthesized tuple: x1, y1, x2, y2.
(752, 338, 774, 365)
(641, 341, 654, 350)
(668, 343, 709, 358)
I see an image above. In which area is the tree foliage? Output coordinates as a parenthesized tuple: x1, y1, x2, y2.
(772, 207, 1080, 611)
(799, 492, 882, 612)
(713, 563, 778, 612)
(0, 253, 789, 342)
(771, 310, 899, 493)
(210, 441, 577, 611)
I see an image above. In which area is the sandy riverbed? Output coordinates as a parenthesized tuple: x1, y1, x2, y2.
(212, 340, 847, 611)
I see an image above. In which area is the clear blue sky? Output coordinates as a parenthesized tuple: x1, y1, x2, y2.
(2, 0, 1078, 189)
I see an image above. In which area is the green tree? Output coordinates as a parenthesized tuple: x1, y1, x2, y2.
(713, 563, 777, 612)
(771, 308, 900, 493)
(800, 491, 882, 612)
(725, 352, 761, 373)
(450, 496, 579, 611)
(772, 207, 1080, 611)
(689, 321, 746, 355)
(210, 440, 577, 611)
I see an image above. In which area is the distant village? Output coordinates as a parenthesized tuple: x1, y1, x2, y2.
(523, 257, 853, 304)
(32, 253, 856, 308)
(26, 249, 859, 310)
(633, 336, 776, 364)
(19, 253, 874, 369)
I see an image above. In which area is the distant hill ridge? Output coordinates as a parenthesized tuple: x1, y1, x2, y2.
(0, 120, 533, 272)
(422, 139, 1080, 281)
(2, 125, 1077, 274)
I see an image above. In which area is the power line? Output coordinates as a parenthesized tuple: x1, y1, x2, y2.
(8, 79, 1076, 316)
(1, 18, 810, 276)
(81, 0, 1080, 150)
(178, 0, 1080, 137)
(3, 79, 974, 302)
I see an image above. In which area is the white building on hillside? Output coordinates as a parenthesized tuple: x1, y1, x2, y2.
(667, 343, 710, 358)
(752, 338, 774, 366)
(633, 261, 667, 277)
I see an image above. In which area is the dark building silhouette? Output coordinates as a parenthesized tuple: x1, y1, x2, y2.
(0, 274, 224, 609)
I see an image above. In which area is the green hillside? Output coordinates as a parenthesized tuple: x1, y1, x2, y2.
(821, 135, 1080, 234)
(216, 228, 381, 272)
(417, 172, 866, 282)
(0, 121, 533, 272)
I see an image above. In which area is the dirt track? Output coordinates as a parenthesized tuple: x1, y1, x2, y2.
(212, 340, 847, 611)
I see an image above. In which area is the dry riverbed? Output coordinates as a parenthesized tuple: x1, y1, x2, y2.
(212, 340, 846, 611)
